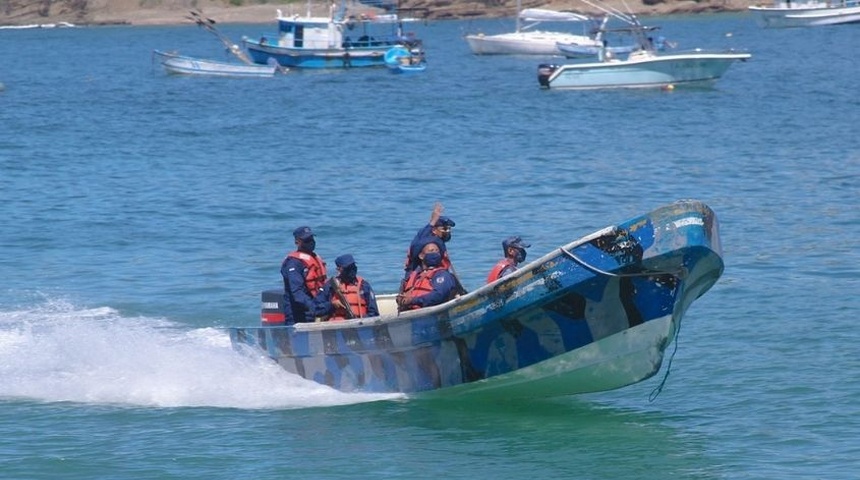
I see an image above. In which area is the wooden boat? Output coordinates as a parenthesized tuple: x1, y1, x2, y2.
(228, 200, 724, 398)
(153, 50, 278, 78)
(749, 0, 860, 27)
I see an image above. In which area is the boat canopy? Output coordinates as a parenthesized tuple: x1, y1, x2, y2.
(519, 8, 591, 22)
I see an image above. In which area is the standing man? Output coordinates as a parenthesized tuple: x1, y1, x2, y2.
(315, 254, 379, 321)
(486, 236, 531, 284)
(397, 243, 459, 312)
(281, 226, 327, 323)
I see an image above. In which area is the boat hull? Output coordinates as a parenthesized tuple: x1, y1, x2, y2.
(465, 31, 600, 56)
(749, 2, 860, 27)
(153, 50, 276, 78)
(538, 51, 751, 90)
(243, 38, 389, 69)
(229, 200, 724, 397)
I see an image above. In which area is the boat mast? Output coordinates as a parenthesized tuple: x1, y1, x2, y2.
(515, 0, 522, 33)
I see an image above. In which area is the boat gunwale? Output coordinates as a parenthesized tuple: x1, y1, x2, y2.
(253, 201, 721, 335)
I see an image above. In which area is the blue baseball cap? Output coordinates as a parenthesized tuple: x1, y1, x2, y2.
(335, 254, 355, 268)
(502, 236, 530, 251)
(293, 226, 314, 240)
(436, 216, 455, 228)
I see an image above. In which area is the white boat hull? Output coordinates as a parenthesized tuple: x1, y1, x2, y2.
(466, 31, 600, 56)
(749, 2, 860, 27)
(538, 51, 751, 90)
(154, 50, 277, 78)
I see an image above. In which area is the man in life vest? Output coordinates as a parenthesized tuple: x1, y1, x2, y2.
(486, 236, 531, 284)
(402, 202, 455, 280)
(281, 226, 327, 323)
(315, 254, 379, 321)
(397, 243, 458, 312)
(401, 202, 466, 295)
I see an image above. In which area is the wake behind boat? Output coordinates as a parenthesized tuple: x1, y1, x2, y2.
(538, 0, 750, 90)
(748, 0, 860, 27)
(228, 200, 723, 398)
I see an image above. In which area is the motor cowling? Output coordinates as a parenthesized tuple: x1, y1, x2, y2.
(537, 64, 559, 88)
(261, 289, 286, 325)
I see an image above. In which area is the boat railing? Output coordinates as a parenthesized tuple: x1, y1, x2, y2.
(343, 33, 409, 48)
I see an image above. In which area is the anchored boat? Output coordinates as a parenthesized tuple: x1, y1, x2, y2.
(242, 0, 423, 69)
(229, 200, 723, 398)
(538, 0, 750, 90)
(749, 0, 860, 28)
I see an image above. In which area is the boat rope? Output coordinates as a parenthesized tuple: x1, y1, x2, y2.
(187, 10, 255, 65)
(648, 313, 682, 402)
(558, 246, 682, 278)
(558, 244, 686, 402)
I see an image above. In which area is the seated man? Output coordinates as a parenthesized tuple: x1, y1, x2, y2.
(397, 243, 458, 312)
(315, 254, 379, 321)
(486, 236, 531, 283)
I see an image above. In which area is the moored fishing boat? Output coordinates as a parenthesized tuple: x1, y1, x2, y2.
(242, 0, 422, 69)
(229, 200, 724, 398)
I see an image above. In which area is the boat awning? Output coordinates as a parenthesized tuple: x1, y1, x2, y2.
(519, 8, 591, 22)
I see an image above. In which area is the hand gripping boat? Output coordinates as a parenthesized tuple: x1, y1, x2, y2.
(229, 200, 724, 398)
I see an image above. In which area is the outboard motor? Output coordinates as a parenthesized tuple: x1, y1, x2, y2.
(537, 64, 559, 88)
(261, 289, 286, 325)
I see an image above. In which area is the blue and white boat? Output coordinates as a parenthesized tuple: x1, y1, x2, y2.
(384, 45, 426, 74)
(242, 1, 422, 69)
(749, 0, 860, 28)
(228, 200, 724, 398)
(538, 0, 750, 90)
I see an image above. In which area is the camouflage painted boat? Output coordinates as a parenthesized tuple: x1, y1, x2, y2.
(228, 200, 723, 398)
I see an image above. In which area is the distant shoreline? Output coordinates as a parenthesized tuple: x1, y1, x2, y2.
(0, 1, 757, 28)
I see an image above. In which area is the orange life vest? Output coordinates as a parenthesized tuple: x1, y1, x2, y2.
(286, 251, 327, 296)
(401, 267, 445, 310)
(329, 277, 369, 320)
(486, 258, 516, 284)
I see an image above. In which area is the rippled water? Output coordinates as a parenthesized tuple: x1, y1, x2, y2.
(1, 13, 858, 479)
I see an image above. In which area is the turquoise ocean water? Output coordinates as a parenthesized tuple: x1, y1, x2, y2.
(1, 13, 858, 479)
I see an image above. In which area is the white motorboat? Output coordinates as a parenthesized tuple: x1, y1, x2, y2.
(465, 1, 602, 56)
(749, 0, 860, 28)
(538, 0, 750, 90)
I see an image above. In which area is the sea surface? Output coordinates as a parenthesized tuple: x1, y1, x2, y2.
(1, 13, 858, 479)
